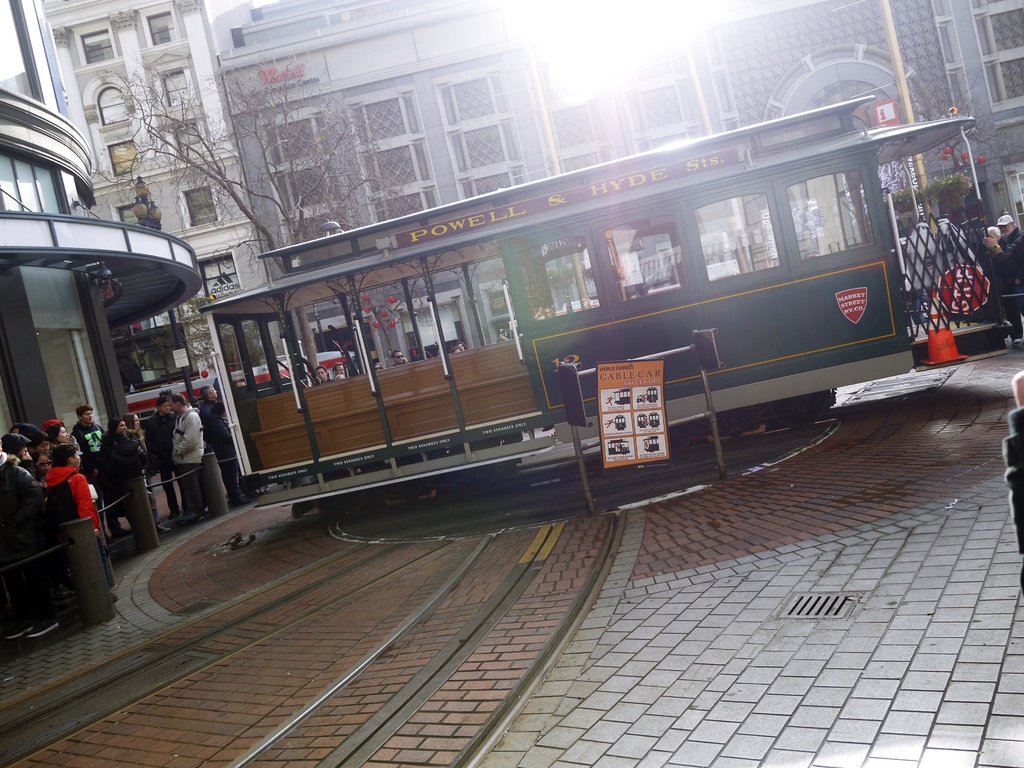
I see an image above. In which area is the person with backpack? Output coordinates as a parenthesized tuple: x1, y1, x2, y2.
(45, 444, 115, 603)
(45, 444, 99, 534)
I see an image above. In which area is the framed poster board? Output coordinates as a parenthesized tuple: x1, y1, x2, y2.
(597, 360, 670, 470)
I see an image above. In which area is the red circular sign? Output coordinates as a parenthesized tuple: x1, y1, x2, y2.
(938, 265, 990, 315)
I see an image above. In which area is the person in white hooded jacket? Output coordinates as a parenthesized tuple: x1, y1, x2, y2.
(170, 394, 205, 525)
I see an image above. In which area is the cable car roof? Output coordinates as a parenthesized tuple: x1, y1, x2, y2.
(204, 97, 975, 318)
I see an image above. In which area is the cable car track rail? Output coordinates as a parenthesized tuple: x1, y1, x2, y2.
(0, 539, 449, 766)
(0, 517, 617, 768)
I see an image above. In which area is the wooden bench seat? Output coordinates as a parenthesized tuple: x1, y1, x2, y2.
(376, 359, 458, 440)
(249, 344, 540, 469)
(449, 344, 537, 424)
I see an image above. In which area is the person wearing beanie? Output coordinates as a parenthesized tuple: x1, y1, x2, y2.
(1, 432, 30, 457)
(1, 433, 35, 479)
(9, 422, 40, 436)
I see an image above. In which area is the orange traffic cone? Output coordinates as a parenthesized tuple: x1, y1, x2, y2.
(921, 290, 967, 366)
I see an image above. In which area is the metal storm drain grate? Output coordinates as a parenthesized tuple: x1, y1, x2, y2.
(782, 593, 858, 619)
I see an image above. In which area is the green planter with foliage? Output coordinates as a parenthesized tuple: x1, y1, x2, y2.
(925, 173, 973, 214)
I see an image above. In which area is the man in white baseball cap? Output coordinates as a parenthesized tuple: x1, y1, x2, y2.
(986, 213, 1024, 346)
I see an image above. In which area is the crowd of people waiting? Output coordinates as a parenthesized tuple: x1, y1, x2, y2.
(0, 385, 251, 642)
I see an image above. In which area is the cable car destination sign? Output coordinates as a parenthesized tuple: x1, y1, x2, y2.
(391, 147, 745, 250)
(597, 360, 670, 470)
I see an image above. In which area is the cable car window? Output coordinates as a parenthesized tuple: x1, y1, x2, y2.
(787, 171, 873, 260)
(518, 236, 600, 321)
(696, 194, 779, 281)
(605, 215, 686, 301)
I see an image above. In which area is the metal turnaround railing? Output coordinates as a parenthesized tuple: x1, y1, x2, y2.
(897, 212, 1002, 338)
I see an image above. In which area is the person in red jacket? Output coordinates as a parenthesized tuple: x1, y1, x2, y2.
(46, 444, 100, 532)
(46, 444, 116, 606)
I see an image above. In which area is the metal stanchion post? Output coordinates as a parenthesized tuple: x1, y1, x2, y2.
(201, 453, 229, 518)
(570, 423, 596, 515)
(700, 368, 727, 480)
(61, 517, 115, 626)
(125, 476, 160, 552)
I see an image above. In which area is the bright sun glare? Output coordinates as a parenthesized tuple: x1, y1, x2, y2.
(502, 0, 717, 101)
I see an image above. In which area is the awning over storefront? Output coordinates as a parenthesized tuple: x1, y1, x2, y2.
(0, 211, 201, 326)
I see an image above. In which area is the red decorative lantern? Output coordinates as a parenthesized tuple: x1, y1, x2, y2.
(388, 319, 396, 328)
(361, 293, 370, 303)
(978, 155, 986, 164)
(372, 320, 381, 328)
(942, 146, 952, 158)
(387, 295, 398, 304)
(961, 152, 970, 162)
(379, 309, 389, 318)
(363, 306, 372, 315)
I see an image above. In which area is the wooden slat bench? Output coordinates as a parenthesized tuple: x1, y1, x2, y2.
(250, 344, 540, 470)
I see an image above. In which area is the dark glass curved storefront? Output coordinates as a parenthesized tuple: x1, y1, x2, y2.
(0, 0, 200, 428)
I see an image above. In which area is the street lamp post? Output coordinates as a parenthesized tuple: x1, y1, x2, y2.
(132, 176, 163, 231)
(131, 177, 192, 397)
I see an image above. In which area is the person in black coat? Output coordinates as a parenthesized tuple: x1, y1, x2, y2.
(986, 215, 1024, 346)
(0, 446, 53, 639)
(144, 395, 182, 520)
(206, 401, 248, 507)
(1004, 370, 1024, 592)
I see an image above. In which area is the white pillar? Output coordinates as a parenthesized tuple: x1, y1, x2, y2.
(177, 0, 227, 142)
(112, 11, 146, 87)
(52, 27, 90, 149)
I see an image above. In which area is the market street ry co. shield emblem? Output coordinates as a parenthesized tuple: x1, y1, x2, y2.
(836, 288, 867, 324)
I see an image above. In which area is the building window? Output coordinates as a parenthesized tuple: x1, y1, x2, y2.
(184, 187, 216, 226)
(439, 74, 524, 198)
(98, 87, 127, 125)
(202, 254, 240, 298)
(148, 13, 175, 45)
(0, 154, 59, 213)
(359, 94, 435, 219)
(363, 96, 419, 138)
(163, 70, 190, 107)
(175, 122, 203, 158)
(117, 204, 138, 225)
(0, 1, 31, 97)
(108, 142, 137, 176)
(82, 31, 114, 64)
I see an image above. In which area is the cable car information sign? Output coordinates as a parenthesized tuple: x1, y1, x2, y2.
(597, 360, 670, 470)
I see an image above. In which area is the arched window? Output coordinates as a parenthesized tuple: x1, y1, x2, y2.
(98, 87, 127, 125)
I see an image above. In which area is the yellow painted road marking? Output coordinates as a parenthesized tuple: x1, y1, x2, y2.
(537, 521, 565, 560)
(520, 525, 550, 564)
(519, 522, 565, 564)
